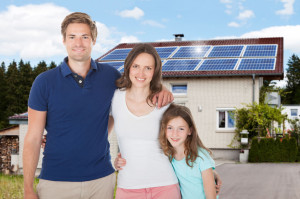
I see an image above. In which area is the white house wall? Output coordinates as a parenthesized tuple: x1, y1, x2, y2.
(282, 105, 300, 130)
(163, 76, 260, 149)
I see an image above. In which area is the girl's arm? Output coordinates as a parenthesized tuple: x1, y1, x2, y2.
(202, 168, 217, 199)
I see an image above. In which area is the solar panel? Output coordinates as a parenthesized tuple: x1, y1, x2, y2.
(172, 46, 210, 58)
(198, 59, 238, 71)
(243, 45, 277, 57)
(162, 59, 201, 71)
(100, 61, 124, 71)
(155, 47, 177, 59)
(238, 58, 275, 70)
(101, 49, 132, 60)
(208, 46, 243, 57)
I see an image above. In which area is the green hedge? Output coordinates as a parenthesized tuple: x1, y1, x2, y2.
(249, 137, 298, 162)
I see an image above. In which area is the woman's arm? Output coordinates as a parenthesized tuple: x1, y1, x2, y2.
(202, 168, 217, 199)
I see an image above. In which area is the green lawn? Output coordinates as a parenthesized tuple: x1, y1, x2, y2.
(0, 172, 117, 199)
(0, 174, 39, 199)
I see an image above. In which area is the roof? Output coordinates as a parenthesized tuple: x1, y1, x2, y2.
(0, 125, 19, 136)
(96, 37, 284, 80)
(9, 112, 28, 120)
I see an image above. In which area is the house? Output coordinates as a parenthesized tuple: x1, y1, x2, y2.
(282, 105, 300, 130)
(96, 37, 284, 161)
(7, 37, 284, 174)
(0, 125, 19, 174)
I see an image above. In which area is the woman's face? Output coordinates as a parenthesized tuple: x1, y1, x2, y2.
(129, 52, 155, 89)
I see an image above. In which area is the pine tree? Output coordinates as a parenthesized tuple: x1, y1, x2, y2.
(18, 60, 33, 112)
(0, 62, 8, 129)
(33, 61, 48, 80)
(282, 54, 300, 104)
(5, 61, 22, 117)
(48, 61, 57, 70)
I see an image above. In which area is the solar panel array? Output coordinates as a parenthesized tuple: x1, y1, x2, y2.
(99, 44, 277, 72)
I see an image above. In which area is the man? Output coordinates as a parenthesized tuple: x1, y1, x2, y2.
(23, 12, 172, 199)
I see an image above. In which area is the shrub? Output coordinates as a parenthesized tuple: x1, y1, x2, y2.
(249, 138, 259, 162)
(288, 137, 298, 162)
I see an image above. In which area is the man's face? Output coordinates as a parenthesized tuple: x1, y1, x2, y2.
(63, 23, 95, 63)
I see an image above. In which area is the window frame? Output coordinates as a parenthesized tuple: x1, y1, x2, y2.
(171, 84, 187, 96)
(291, 109, 298, 117)
(216, 108, 236, 130)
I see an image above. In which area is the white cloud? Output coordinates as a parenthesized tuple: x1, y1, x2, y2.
(220, 0, 233, 15)
(241, 25, 300, 54)
(0, 3, 126, 62)
(220, 0, 232, 4)
(119, 36, 140, 43)
(117, 7, 144, 20)
(276, 0, 295, 16)
(142, 20, 165, 28)
(0, 3, 69, 59)
(237, 10, 255, 20)
(228, 22, 241, 27)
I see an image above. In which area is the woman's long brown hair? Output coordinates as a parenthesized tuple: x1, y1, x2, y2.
(115, 43, 162, 105)
(159, 103, 212, 167)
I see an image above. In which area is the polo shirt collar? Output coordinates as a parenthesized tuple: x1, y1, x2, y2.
(60, 57, 98, 77)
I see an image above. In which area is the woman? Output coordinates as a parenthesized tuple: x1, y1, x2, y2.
(110, 43, 181, 199)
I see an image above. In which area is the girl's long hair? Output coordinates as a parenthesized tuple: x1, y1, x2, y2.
(115, 43, 162, 104)
(159, 103, 212, 167)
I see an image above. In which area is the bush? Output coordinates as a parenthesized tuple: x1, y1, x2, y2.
(288, 137, 298, 162)
(281, 138, 290, 162)
(249, 138, 259, 162)
(249, 137, 298, 162)
(273, 138, 282, 162)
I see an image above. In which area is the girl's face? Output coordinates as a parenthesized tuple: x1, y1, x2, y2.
(166, 116, 191, 150)
(129, 52, 155, 89)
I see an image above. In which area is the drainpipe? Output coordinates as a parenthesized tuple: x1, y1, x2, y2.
(252, 74, 255, 104)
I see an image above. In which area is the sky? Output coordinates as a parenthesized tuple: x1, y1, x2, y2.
(1, 0, 299, 87)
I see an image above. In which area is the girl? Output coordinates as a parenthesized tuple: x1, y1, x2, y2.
(111, 43, 181, 199)
(159, 103, 217, 199)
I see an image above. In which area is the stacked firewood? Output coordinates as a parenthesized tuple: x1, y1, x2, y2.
(0, 136, 19, 174)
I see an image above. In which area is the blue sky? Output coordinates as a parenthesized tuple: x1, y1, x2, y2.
(1, 0, 299, 87)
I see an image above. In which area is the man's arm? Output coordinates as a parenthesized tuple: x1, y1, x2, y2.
(108, 116, 114, 136)
(152, 85, 174, 108)
(23, 107, 46, 199)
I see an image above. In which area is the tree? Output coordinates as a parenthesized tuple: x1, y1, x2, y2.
(5, 61, 22, 118)
(48, 61, 57, 70)
(33, 61, 48, 79)
(282, 54, 300, 104)
(234, 102, 286, 138)
(0, 62, 8, 129)
(18, 60, 33, 112)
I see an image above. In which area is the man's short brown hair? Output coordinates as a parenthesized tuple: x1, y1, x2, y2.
(61, 12, 97, 42)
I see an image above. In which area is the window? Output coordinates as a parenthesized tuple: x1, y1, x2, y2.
(172, 84, 187, 95)
(291, 109, 298, 117)
(217, 109, 235, 129)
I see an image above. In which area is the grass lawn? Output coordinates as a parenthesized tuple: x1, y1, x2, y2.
(0, 172, 117, 199)
(0, 174, 39, 199)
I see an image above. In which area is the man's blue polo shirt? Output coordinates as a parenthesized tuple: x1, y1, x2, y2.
(28, 57, 121, 181)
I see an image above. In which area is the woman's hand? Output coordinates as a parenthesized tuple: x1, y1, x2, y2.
(114, 153, 126, 170)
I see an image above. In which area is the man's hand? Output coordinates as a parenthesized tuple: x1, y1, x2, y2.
(24, 190, 39, 199)
(214, 170, 222, 195)
(152, 86, 173, 108)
